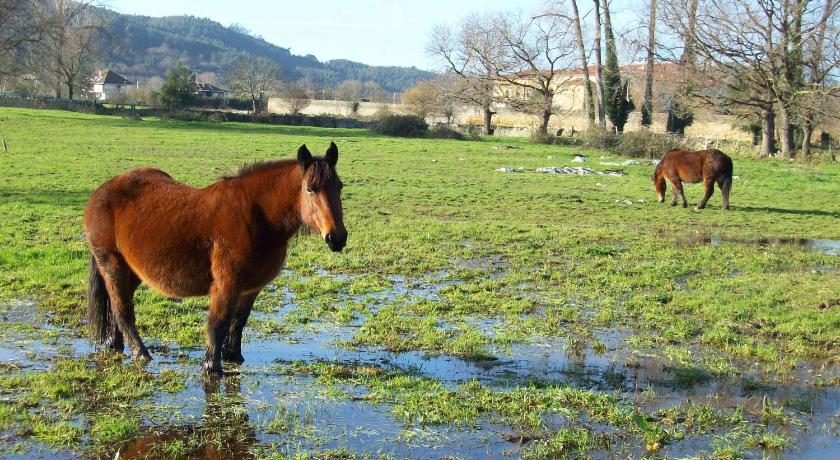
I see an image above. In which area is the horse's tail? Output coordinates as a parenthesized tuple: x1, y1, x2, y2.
(719, 152, 733, 185)
(86, 253, 111, 345)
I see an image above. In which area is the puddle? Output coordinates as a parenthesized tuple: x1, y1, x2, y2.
(692, 235, 840, 255)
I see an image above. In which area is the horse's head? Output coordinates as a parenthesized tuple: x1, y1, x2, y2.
(297, 142, 347, 252)
(652, 162, 666, 203)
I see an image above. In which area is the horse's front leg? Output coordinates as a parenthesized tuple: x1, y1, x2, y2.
(673, 180, 688, 208)
(669, 180, 679, 206)
(222, 292, 258, 364)
(205, 283, 240, 375)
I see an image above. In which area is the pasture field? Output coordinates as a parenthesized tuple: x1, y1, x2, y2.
(0, 107, 838, 459)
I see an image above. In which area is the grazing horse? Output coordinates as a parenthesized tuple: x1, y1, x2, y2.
(652, 148, 732, 210)
(84, 143, 346, 374)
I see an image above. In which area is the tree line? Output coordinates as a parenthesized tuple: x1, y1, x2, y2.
(0, 1, 431, 105)
(420, 0, 839, 156)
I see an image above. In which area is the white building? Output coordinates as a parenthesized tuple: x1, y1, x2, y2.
(90, 70, 133, 101)
(196, 82, 229, 98)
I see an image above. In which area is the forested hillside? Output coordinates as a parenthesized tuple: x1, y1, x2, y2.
(98, 9, 433, 92)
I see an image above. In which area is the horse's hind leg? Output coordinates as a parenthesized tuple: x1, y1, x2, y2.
(222, 292, 258, 364)
(696, 180, 715, 210)
(96, 252, 149, 361)
(718, 177, 732, 210)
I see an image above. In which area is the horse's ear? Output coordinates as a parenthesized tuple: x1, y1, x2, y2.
(298, 144, 313, 170)
(325, 141, 338, 167)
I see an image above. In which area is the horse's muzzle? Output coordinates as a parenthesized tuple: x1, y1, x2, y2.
(325, 231, 347, 252)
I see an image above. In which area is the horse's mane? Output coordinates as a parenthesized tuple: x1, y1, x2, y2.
(223, 159, 294, 180)
(651, 160, 662, 181)
(223, 158, 335, 188)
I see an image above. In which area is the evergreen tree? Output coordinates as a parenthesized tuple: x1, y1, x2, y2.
(160, 62, 196, 109)
(602, 1, 634, 133)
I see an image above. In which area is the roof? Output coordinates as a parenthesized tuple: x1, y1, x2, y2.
(92, 70, 132, 86)
(196, 82, 227, 92)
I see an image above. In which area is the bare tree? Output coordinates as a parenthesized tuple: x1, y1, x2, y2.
(33, 0, 106, 99)
(800, 0, 840, 155)
(281, 85, 310, 115)
(592, 0, 606, 127)
(335, 79, 363, 102)
(491, 13, 577, 136)
(0, 1, 44, 75)
(545, 1, 596, 128)
(688, 0, 839, 157)
(428, 14, 505, 135)
(363, 81, 389, 102)
(226, 56, 281, 113)
(402, 79, 441, 119)
(659, 0, 699, 135)
(641, 0, 658, 127)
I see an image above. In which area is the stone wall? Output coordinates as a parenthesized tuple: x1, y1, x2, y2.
(267, 99, 412, 118)
(266, 98, 762, 143)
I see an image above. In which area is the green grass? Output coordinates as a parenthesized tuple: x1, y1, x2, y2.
(0, 107, 838, 457)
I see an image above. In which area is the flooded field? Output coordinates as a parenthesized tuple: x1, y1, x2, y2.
(2, 263, 838, 459)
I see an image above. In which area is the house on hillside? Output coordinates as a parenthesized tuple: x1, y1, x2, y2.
(89, 70, 134, 101)
(196, 82, 229, 98)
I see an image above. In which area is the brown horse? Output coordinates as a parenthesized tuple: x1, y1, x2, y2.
(84, 143, 346, 374)
(652, 148, 732, 210)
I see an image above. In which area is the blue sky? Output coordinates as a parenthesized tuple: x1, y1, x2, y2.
(105, 0, 549, 70)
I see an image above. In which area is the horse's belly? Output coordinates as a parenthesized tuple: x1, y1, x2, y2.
(679, 172, 704, 183)
(135, 260, 212, 298)
(120, 240, 213, 298)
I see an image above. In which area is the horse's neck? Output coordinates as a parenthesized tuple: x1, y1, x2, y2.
(240, 166, 303, 235)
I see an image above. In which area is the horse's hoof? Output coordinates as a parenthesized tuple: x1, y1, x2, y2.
(222, 355, 245, 365)
(681, 203, 688, 208)
(132, 349, 152, 363)
(203, 360, 224, 375)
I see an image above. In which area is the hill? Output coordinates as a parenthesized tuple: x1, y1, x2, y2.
(98, 9, 434, 92)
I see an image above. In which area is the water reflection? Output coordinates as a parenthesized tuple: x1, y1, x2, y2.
(690, 234, 840, 255)
(116, 375, 256, 459)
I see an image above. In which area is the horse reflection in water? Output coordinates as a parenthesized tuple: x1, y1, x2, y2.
(116, 376, 256, 459)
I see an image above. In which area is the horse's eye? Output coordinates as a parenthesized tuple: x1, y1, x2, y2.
(306, 186, 315, 195)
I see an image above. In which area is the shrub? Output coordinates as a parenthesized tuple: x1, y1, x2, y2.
(426, 126, 465, 140)
(583, 128, 621, 150)
(160, 110, 205, 122)
(530, 132, 557, 144)
(615, 132, 687, 158)
(207, 112, 228, 123)
(373, 114, 428, 137)
(582, 129, 685, 158)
